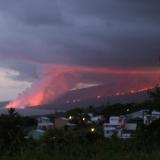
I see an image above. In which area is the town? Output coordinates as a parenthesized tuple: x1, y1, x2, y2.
(0, 87, 160, 160)
(26, 108, 160, 140)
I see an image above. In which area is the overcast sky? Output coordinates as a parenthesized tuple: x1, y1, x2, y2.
(0, 0, 160, 102)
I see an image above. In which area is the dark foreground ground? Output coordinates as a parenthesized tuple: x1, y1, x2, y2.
(1, 139, 160, 160)
(1, 125, 160, 160)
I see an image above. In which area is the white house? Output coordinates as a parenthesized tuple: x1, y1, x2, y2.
(54, 117, 77, 129)
(103, 124, 122, 138)
(151, 110, 160, 120)
(109, 116, 126, 126)
(143, 114, 152, 125)
(88, 113, 103, 123)
(125, 123, 137, 131)
(103, 116, 126, 138)
(37, 117, 54, 130)
(144, 110, 160, 125)
(103, 116, 137, 139)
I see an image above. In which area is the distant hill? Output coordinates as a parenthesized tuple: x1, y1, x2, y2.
(1, 84, 151, 112)
(35, 85, 150, 111)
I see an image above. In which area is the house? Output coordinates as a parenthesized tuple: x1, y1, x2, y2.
(109, 116, 126, 126)
(37, 117, 54, 130)
(125, 123, 137, 131)
(54, 117, 70, 129)
(55, 117, 77, 129)
(143, 114, 152, 125)
(144, 110, 160, 125)
(88, 113, 103, 123)
(26, 129, 45, 140)
(126, 110, 149, 119)
(104, 124, 122, 138)
(124, 118, 138, 131)
(151, 110, 160, 120)
(25, 116, 53, 140)
(103, 116, 126, 138)
(55, 117, 69, 129)
(103, 116, 137, 139)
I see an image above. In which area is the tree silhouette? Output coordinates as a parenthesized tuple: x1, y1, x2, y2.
(148, 86, 160, 110)
(7, 108, 18, 117)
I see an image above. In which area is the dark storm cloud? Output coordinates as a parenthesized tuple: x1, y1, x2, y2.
(0, 0, 160, 81)
(63, 0, 160, 24)
(0, 0, 67, 26)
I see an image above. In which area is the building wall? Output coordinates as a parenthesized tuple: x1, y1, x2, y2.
(55, 118, 69, 129)
(125, 123, 137, 131)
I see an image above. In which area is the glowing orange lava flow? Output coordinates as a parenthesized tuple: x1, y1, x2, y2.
(6, 91, 44, 109)
(6, 64, 160, 109)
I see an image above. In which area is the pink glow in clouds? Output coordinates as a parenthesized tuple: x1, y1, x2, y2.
(6, 64, 160, 108)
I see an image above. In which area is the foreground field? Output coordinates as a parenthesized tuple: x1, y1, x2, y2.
(1, 139, 160, 160)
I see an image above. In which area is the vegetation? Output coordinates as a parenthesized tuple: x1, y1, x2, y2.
(148, 86, 160, 110)
(0, 109, 37, 154)
(1, 127, 160, 160)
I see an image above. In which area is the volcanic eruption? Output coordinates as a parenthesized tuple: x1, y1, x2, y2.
(6, 64, 160, 109)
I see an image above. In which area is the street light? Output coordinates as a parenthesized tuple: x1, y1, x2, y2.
(91, 128, 95, 132)
(126, 108, 130, 112)
(69, 116, 73, 120)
